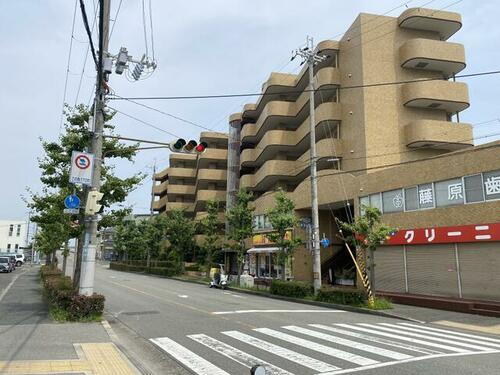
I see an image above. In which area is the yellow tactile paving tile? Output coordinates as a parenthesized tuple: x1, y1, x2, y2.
(0, 342, 137, 374)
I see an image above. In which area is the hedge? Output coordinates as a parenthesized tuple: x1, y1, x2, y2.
(109, 261, 181, 277)
(315, 288, 366, 306)
(40, 265, 105, 321)
(270, 280, 314, 298)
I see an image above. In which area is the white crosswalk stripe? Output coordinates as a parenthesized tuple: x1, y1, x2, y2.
(283, 325, 413, 360)
(309, 324, 441, 355)
(151, 323, 500, 375)
(336, 324, 471, 353)
(254, 327, 379, 366)
(188, 334, 293, 375)
(364, 324, 494, 351)
(382, 323, 500, 349)
(222, 330, 340, 372)
(398, 323, 500, 344)
(150, 337, 229, 375)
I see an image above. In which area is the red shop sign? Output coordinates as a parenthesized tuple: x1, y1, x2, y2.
(385, 223, 500, 245)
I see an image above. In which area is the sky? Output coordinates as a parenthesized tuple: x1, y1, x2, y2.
(0, 0, 499, 221)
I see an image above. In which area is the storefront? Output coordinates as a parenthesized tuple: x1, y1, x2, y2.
(374, 223, 500, 302)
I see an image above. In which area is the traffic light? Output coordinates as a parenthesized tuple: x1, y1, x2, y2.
(195, 142, 207, 153)
(85, 191, 104, 215)
(170, 138, 186, 152)
(169, 139, 207, 154)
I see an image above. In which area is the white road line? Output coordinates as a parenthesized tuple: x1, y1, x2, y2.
(373, 324, 493, 351)
(335, 324, 470, 353)
(283, 326, 412, 360)
(150, 337, 229, 375)
(399, 323, 500, 344)
(384, 324, 500, 349)
(188, 334, 293, 375)
(254, 328, 378, 366)
(317, 350, 500, 375)
(212, 309, 345, 315)
(222, 330, 340, 372)
(0, 268, 29, 303)
(309, 324, 441, 355)
(178, 295, 188, 298)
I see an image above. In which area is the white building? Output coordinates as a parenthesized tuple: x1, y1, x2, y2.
(0, 220, 27, 253)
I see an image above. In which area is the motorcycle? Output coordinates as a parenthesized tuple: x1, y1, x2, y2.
(209, 264, 229, 289)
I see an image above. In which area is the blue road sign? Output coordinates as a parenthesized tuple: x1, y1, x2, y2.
(320, 237, 330, 248)
(64, 194, 81, 209)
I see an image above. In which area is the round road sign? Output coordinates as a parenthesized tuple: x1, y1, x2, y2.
(75, 154, 91, 169)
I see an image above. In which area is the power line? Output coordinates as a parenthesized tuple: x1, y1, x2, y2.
(141, 0, 149, 57)
(59, 0, 79, 132)
(108, 69, 500, 102)
(78, 0, 98, 69)
(148, 0, 155, 61)
(109, 0, 123, 40)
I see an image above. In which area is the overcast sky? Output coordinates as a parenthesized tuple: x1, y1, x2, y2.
(1, 0, 499, 221)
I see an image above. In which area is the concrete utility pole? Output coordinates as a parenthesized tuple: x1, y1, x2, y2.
(79, 0, 111, 296)
(293, 37, 329, 294)
(226, 114, 242, 235)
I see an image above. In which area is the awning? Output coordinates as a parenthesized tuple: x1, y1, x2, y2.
(247, 247, 280, 254)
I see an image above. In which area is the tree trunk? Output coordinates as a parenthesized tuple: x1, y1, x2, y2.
(52, 250, 58, 265)
(236, 243, 244, 286)
(73, 232, 85, 289)
(45, 254, 51, 266)
(281, 264, 286, 281)
(62, 254, 67, 276)
(356, 246, 375, 307)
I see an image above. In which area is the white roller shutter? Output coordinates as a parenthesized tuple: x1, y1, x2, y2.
(458, 242, 500, 301)
(374, 246, 406, 293)
(406, 244, 459, 298)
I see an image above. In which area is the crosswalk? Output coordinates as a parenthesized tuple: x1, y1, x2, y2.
(150, 322, 500, 375)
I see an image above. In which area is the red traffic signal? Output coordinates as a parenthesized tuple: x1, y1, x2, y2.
(195, 142, 207, 153)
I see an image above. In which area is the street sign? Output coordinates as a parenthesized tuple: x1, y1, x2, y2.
(299, 217, 312, 229)
(64, 194, 81, 209)
(63, 208, 80, 214)
(70, 151, 94, 186)
(320, 237, 330, 248)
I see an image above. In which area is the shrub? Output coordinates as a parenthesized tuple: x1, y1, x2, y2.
(110, 261, 181, 277)
(184, 264, 200, 272)
(67, 294, 105, 320)
(368, 297, 393, 310)
(270, 280, 313, 298)
(40, 265, 62, 281)
(315, 288, 366, 306)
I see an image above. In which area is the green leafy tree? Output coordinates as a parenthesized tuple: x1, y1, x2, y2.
(113, 220, 146, 261)
(199, 200, 223, 276)
(35, 220, 70, 267)
(266, 189, 302, 281)
(226, 189, 254, 284)
(26, 104, 143, 288)
(141, 214, 169, 265)
(338, 206, 396, 307)
(165, 210, 196, 270)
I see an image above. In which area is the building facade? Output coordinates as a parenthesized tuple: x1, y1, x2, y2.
(0, 220, 27, 253)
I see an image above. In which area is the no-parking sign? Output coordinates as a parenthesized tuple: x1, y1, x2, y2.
(70, 151, 94, 186)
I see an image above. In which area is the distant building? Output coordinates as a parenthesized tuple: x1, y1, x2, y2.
(0, 220, 27, 253)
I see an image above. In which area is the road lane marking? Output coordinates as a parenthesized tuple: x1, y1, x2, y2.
(150, 337, 229, 375)
(336, 324, 470, 353)
(0, 268, 30, 303)
(212, 309, 345, 315)
(178, 295, 188, 298)
(309, 324, 441, 355)
(254, 328, 378, 366)
(222, 330, 340, 372)
(283, 326, 412, 360)
(400, 323, 500, 343)
(188, 334, 293, 375)
(372, 324, 493, 351)
(382, 323, 500, 349)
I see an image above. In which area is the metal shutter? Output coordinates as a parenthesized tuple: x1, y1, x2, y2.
(458, 242, 500, 301)
(374, 246, 406, 293)
(406, 244, 459, 298)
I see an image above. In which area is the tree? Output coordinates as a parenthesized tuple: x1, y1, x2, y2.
(338, 206, 396, 307)
(26, 104, 143, 288)
(141, 214, 169, 265)
(165, 210, 196, 269)
(266, 189, 302, 281)
(199, 200, 223, 277)
(113, 220, 146, 261)
(226, 189, 254, 285)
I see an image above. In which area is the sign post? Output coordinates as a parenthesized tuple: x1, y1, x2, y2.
(69, 151, 94, 186)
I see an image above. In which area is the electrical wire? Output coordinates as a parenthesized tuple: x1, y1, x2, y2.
(59, 0, 79, 132)
(109, 0, 123, 41)
(78, 0, 98, 69)
(148, 0, 155, 61)
(141, 0, 149, 57)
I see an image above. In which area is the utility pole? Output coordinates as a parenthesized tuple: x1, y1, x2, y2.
(293, 37, 329, 294)
(147, 161, 156, 268)
(79, 0, 111, 296)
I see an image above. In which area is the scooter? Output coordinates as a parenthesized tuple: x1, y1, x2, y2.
(209, 264, 229, 290)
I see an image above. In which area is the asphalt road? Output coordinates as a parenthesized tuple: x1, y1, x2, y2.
(94, 265, 500, 375)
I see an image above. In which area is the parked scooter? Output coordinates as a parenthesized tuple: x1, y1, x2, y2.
(209, 264, 228, 289)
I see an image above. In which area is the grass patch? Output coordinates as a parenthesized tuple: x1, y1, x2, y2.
(49, 306, 102, 322)
(366, 297, 393, 310)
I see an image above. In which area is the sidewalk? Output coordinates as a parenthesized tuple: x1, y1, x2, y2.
(0, 265, 139, 374)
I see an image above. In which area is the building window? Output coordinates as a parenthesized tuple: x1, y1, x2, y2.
(382, 189, 404, 213)
(15, 244, 19, 250)
(369, 193, 382, 212)
(464, 174, 484, 203)
(483, 169, 500, 201)
(8, 225, 13, 237)
(417, 183, 434, 209)
(435, 178, 464, 207)
(253, 214, 272, 231)
(404, 187, 418, 211)
(16, 224, 21, 237)
(7, 244, 11, 251)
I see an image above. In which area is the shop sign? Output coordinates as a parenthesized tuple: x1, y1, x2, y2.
(252, 230, 292, 245)
(385, 223, 500, 245)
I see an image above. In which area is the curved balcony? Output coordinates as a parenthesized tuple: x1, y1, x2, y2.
(404, 120, 473, 150)
(196, 168, 227, 182)
(152, 195, 167, 212)
(166, 184, 196, 197)
(241, 102, 342, 168)
(402, 80, 469, 113)
(398, 8, 462, 40)
(167, 167, 197, 179)
(400, 39, 465, 76)
(240, 138, 343, 191)
(165, 202, 194, 213)
(154, 167, 168, 181)
(194, 190, 226, 212)
(241, 68, 340, 144)
(153, 180, 168, 196)
(194, 211, 225, 222)
(198, 148, 227, 162)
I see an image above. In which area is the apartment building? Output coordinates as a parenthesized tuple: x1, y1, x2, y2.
(0, 220, 27, 253)
(152, 132, 228, 222)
